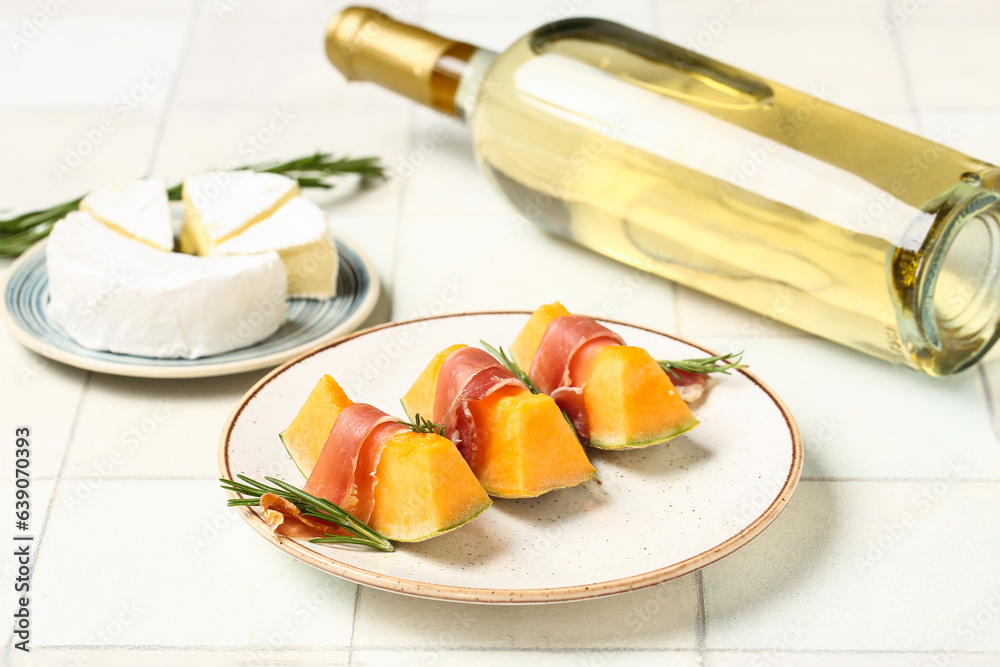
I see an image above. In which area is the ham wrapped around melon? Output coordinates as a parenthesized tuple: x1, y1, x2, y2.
(401, 345, 596, 499)
(509, 303, 699, 449)
(277, 375, 491, 542)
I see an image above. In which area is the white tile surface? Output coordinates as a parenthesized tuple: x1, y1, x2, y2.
(400, 108, 510, 216)
(0, 334, 87, 480)
(355, 649, 701, 666)
(0, 18, 188, 108)
(151, 105, 409, 216)
(696, 336, 1000, 480)
(703, 480, 1000, 652)
(31, 479, 358, 647)
(391, 212, 678, 332)
(0, 109, 161, 213)
(354, 577, 699, 649)
(61, 372, 262, 480)
(899, 24, 1000, 112)
(172, 17, 405, 109)
(6, 648, 350, 667)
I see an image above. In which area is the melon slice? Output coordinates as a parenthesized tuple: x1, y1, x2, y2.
(281, 375, 490, 542)
(510, 301, 571, 372)
(280, 375, 353, 477)
(400, 343, 467, 420)
(370, 430, 492, 541)
(512, 304, 700, 449)
(584, 346, 699, 449)
(467, 386, 596, 498)
(402, 346, 596, 498)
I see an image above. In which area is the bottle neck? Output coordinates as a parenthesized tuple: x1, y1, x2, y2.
(325, 6, 495, 119)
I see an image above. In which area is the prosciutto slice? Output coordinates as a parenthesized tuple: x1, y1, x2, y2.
(433, 347, 526, 466)
(529, 316, 625, 395)
(664, 368, 712, 403)
(260, 493, 345, 539)
(302, 402, 408, 524)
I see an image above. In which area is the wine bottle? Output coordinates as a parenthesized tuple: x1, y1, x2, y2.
(324, 7, 1000, 376)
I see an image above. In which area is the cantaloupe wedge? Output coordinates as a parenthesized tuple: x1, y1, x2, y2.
(466, 386, 596, 498)
(512, 303, 699, 449)
(510, 302, 571, 372)
(281, 375, 491, 542)
(403, 346, 596, 498)
(370, 430, 492, 541)
(584, 346, 699, 449)
(280, 375, 353, 477)
(400, 343, 466, 420)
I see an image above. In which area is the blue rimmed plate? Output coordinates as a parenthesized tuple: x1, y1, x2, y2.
(0, 236, 380, 379)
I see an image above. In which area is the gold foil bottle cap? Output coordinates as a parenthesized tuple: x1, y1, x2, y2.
(325, 6, 475, 114)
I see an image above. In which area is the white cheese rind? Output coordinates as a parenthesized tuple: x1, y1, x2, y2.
(181, 171, 298, 253)
(212, 196, 339, 299)
(80, 177, 174, 251)
(46, 211, 288, 359)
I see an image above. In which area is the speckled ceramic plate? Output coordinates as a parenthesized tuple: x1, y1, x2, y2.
(220, 312, 801, 604)
(0, 235, 380, 379)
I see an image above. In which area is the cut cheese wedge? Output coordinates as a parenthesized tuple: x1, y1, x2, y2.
(46, 211, 288, 359)
(180, 171, 298, 255)
(213, 197, 338, 299)
(80, 177, 174, 252)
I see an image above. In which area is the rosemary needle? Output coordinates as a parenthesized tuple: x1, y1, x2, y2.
(219, 474, 393, 552)
(658, 351, 747, 379)
(398, 413, 447, 436)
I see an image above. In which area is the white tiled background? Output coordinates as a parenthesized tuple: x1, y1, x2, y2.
(2, 0, 1000, 665)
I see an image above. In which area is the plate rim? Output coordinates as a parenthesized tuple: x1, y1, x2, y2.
(0, 236, 381, 379)
(218, 311, 803, 604)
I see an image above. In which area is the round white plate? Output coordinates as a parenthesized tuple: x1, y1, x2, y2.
(0, 236, 380, 379)
(220, 313, 802, 604)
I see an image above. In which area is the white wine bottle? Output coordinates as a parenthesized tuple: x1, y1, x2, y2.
(325, 7, 1000, 376)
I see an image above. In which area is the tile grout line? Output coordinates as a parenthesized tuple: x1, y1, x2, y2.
(4, 372, 92, 649)
(144, 0, 204, 177)
(386, 103, 418, 321)
(694, 570, 707, 656)
(13, 644, 1000, 655)
(347, 585, 362, 667)
(884, 0, 925, 135)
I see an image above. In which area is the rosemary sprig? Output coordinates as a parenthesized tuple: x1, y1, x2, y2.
(480, 341, 542, 394)
(481, 340, 581, 437)
(1, 151, 385, 257)
(398, 413, 446, 436)
(219, 474, 393, 552)
(658, 351, 746, 379)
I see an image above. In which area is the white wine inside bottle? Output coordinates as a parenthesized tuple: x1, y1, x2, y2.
(327, 10, 1000, 375)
